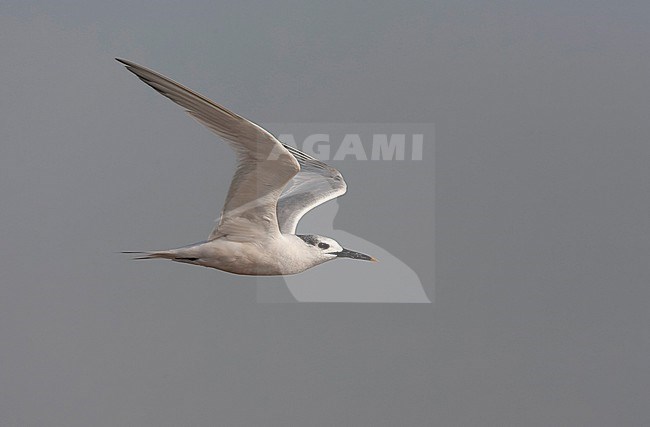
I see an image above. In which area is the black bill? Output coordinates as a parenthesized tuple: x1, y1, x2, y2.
(335, 248, 377, 262)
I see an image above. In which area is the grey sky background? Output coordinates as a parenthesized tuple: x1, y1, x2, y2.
(1, 1, 649, 426)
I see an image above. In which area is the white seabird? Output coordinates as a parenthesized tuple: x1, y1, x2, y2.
(118, 59, 376, 275)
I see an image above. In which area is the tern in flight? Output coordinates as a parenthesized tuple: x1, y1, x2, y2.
(118, 59, 376, 275)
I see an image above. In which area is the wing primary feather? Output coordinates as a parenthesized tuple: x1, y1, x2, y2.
(117, 58, 299, 241)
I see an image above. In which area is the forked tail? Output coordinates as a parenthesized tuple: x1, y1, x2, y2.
(121, 251, 177, 260)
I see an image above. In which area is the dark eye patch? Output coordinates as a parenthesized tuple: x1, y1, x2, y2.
(318, 242, 330, 250)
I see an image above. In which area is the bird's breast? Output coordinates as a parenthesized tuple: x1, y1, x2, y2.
(192, 238, 312, 276)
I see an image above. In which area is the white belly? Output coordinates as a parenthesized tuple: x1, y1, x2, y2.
(180, 237, 319, 276)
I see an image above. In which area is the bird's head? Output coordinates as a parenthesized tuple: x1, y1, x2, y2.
(296, 234, 377, 265)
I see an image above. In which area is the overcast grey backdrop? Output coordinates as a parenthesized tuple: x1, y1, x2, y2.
(1, 1, 649, 426)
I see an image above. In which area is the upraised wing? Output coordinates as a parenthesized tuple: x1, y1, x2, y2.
(117, 59, 299, 241)
(276, 144, 347, 234)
